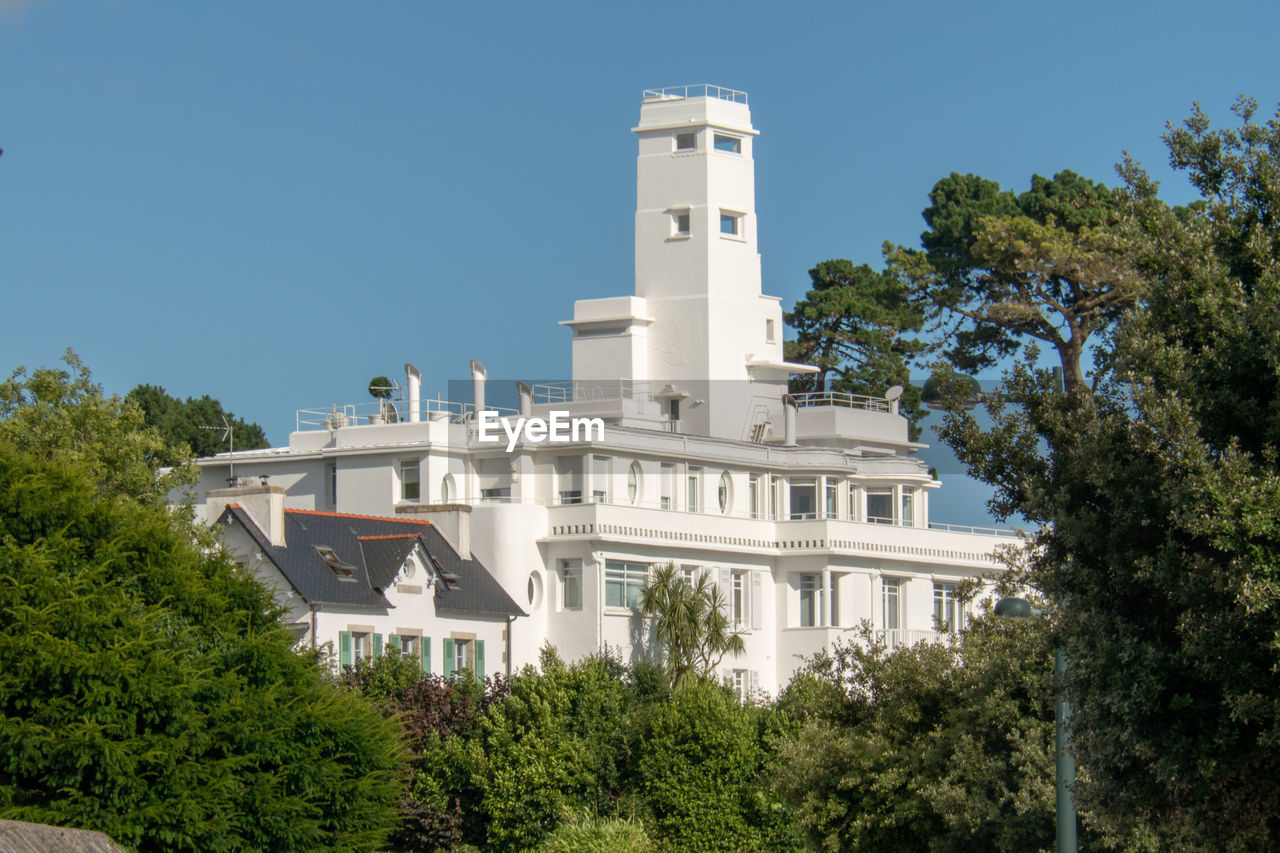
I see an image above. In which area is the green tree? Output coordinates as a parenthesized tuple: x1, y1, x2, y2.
(771, 619, 1071, 853)
(889, 169, 1140, 391)
(0, 350, 192, 505)
(785, 259, 928, 440)
(936, 97, 1280, 850)
(126, 382, 269, 463)
(640, 564, 745, 690)
(0, 441, 403, 851)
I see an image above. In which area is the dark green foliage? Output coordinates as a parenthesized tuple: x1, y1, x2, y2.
(937, 98, 1280, 850)
(368, 376, 394, 399)
(785, 260, 927, 440)
(771, 620, 1065, 853)
(640, 563, 745, 689)
(889, 169, 1137, 390)
(0, 442, 402, 851)
(126, 382, 269, 463)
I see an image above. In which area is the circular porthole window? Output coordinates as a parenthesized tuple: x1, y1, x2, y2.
(527, 571, 544, 609)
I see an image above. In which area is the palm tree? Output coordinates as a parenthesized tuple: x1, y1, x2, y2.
(640, 563, 746, 689)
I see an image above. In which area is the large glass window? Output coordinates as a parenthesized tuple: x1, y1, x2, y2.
(605, 560, 648, 610)
(789, 478, 817, 520)
(883, 578, 902, 630)
(399, 460, 420, 502)
(799, 574, 819, 627)
(866, 488, 893, 524)
(934, 582, 961, 632)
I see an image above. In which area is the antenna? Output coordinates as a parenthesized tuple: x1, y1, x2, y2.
(198, 413, 235, 484)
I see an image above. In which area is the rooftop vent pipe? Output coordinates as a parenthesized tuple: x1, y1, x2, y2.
(783, 394, 798, 447)
(405, 363, 421, 423)
(517, 381, 532, 417)
(470, 359, 487, 419)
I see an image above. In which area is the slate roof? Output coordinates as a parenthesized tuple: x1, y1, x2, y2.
(217, 505, 524, 617)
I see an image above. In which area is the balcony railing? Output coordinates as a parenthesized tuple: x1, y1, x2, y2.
(296, 398, 517, 431)
(642, 84, 748, 104)
(791, 391, 891, 413)
(531, 380, 653, 405)
(874, 628, 940, 650)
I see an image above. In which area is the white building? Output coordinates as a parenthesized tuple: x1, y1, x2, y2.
(195, 84, 1016, 695)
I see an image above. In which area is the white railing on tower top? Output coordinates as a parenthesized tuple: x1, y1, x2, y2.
(642, 84, 748, 104)
(790, 391, 891, 413)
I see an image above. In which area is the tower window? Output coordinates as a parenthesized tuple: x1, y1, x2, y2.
(675, 132, 696, 151)
(713, 134, 741, 153)
(766, 319, 776, 342)
(672, 209, 691, 236)
(720, 212, 741, 236)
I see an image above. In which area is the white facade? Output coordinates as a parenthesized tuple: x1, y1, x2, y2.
(192, 85, 1017, 696)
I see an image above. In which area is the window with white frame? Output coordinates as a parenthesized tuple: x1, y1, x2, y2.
(592, 455, 611, 504)
(687, 467, 701, 512)
(605, 560, 648, 610)
(398, 634, 420, 657)
(660, 463, 674, 509)
(325, 461, 337, 508)
(748, 474, 762, 518)
(866, 488, 894, 524)
(453, 638, 472, 672)
(560, 560, 582, 610)
(799, 574, 820, 627)
(713, 133, 741, 153)
(718, 471, 732, 514)
(440, 474, 455, 504)
(883, 577, 902, 630)
(627, 461, 642, 505)
(679, 564, 701, 585)
(675, 131, 696, 151)
(557, 455, 582, 504)
(352, 631, 372, 662)
(934, 582, 962, 632)
(672, 208, 691, 237)
(730, 570, 748, 628)
(399, 460, 420, 502)
(789, 478, 817, 520)
(901, 486, 915, 527)
(720, 210, 742, 236)
(765, 318, 776, 342)
(829, 574, 840, 626)
(824, 478, 838, 519)
(481, 487, 510, 501)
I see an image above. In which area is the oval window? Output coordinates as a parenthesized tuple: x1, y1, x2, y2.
(527, 571, 544, 608)
(719, 471, 732, 514)
(628, 461, 642, 504)
(441, 474, 455, 504)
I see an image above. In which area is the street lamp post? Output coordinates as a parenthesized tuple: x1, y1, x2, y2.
(995, 597, 1077, 853)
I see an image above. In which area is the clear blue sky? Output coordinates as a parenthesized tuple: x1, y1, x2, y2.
(2, 1, 1276, 526)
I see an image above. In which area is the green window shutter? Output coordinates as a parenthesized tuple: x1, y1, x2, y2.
(443, 638, 455, 678)
(388, 634, 402, 653)
(339, 631, 352, 668)
(423, 637, 431, 674)
(475, 640, 485, 682)
(374, 633, 383, 656)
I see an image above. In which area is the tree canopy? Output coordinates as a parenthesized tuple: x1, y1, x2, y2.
(126, 382, 269, 464)
(936, 97, 1280, 850)
(0, 358, 402, 851)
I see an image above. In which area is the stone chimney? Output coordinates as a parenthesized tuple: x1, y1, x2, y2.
(396, 502, 471, 560)
(207, 478, 287, 547)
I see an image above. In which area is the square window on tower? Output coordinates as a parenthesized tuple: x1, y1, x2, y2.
(675, 132, 696, 151)
(713, 134, 741, 153)
(720, 211, 742, 237)
(671, 209, 691, 237)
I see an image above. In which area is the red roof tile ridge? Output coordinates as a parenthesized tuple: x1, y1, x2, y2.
(357, 533, 422, 541)
(283, 508, 432, 525)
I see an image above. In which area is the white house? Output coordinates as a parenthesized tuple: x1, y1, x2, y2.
(193, 84, 1018, 695)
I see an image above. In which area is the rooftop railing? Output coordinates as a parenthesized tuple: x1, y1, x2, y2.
(531, 380, 653, 405)
(642, 84, 748, 104)
(791, 391, 891, 413)
(296, 398, 517, 431)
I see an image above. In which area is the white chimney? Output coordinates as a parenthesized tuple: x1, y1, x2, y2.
(395, 502, 471, 560)
(207, 481, 287, 547)
(517, 381, 532, 417)
(470, 358, 487, 419)
(405, 362, 421, 423)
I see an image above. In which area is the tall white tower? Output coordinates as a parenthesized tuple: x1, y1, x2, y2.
(567, 85, 814, 439)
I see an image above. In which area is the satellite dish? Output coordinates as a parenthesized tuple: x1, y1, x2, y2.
(884, 385, 904, 402)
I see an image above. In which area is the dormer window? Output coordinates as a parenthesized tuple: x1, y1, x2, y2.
(713, 133, 741, 153)
(315, 545, 357, 580)
(675, 132, 696, 151)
